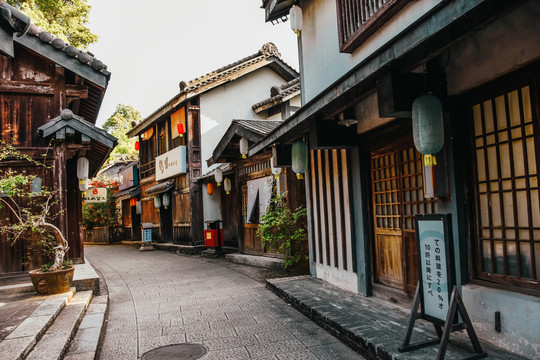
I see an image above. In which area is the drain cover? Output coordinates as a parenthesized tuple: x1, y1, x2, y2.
(141, 344, 207, 359)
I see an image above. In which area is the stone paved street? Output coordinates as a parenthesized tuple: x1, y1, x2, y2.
(85, 245, 364, 359)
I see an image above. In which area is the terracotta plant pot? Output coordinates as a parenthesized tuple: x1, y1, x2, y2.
(29, 266, 75, 295)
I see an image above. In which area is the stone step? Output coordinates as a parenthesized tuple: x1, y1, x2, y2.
(25, 290, 92, 360)
(0, 288, 76, 360)
(225, 253, 284, 269)
(63, 295, 108, 360)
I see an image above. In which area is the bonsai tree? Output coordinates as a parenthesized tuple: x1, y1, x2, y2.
(0, 141, 69, 271)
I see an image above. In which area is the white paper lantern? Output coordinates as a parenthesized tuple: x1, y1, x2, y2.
(79, 178, 89, 192)
(239, 138, 249, 159)
(162, 193, 170, 209)
(214, 167, 223, 186)
(77, 156, 89, 180)
(223, 178, 232, 195)
(290, 5, 303, 36)
(154, 196, 161, 210)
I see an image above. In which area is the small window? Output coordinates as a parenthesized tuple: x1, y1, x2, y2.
(336, 0, 411, 53)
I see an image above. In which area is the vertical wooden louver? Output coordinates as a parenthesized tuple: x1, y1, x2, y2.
(336, 0, 411, 53)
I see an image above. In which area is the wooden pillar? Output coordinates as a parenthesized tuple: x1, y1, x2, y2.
(54, 143, 67, 250)
(53, 65, 66, 116)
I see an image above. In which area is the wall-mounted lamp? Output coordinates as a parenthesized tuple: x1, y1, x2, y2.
(337, 110, 358, 127)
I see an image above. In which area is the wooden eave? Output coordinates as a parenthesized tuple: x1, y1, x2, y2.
(208, 120, 282, 166)
(249, 0, 524, 156)
(262, 0, 295, 22)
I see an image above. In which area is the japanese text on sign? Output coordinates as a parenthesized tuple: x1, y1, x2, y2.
(418, 219, 449, 322)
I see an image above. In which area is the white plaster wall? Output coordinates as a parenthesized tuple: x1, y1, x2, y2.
(445, 1, 540, 95)
(203, 187, 221, 222)
(300, 0, 442, 102)
(463, 285, 540, 358)
(199, 67, 288, 175)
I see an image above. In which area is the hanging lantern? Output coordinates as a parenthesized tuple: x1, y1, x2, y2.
(162, 193, 170, 209)
(177, 122, 185, 137)
(223, 178, 232, 195)
(130, 197, 136, 207)
(214, 167, 223, 186)
(412, 93, 444, 166)
(207, 182, 215, 195)
(154, 196, 162, 211)
(271, 156, 282, 179)
(290, 5, 303, 37)
(77, 156, 89, 180)
(291, 141, 308, 179)
(239, 137, 248, 159)
(134, 141, 140, 151)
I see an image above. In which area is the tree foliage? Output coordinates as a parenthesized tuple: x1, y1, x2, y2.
(8, 0, 98, 49)
(103, 104, 141, 162)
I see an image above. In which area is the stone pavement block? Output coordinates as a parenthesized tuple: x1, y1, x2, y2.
(210, 316, 258, 329)
(182, 313, 228, 325)
(309, 342, 364, 360)
(246, 338, 307, 358)
(254, 329, 296, 344)
(202, 334, 259, 351)
(185, 327, 238, 342)
(202, 346, 251, 360)
(63, 351, 95, 360)
(162, 323, 210, 336)
(276, 350, 319, 360)
(6, 315, 52, 339)
(235, 322, 286, 336)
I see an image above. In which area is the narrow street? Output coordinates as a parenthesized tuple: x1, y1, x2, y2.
(85, 245, 363, 359)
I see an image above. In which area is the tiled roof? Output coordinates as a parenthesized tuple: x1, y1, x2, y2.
(233, 120, 284, 137)
(128, 42, 298, 137)
(0, 2, 110, 78)
(252, 77, 300, 113)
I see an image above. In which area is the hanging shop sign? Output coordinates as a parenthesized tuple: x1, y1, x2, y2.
(113, 153, 138, 163)
(155, 146, 186, 181)
(415, 213, 455, 325)
(83, 187, 107, 203)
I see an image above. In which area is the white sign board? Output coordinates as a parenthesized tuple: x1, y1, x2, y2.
(83, 187, 107, 203)
(113, 153, 138, 163)
(156, 146, 186, 181)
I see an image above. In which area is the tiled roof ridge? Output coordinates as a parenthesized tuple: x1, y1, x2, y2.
(0, 2, 110, 76)
(252, 77, 300, 110)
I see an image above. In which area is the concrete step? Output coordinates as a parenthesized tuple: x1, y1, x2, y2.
(225, 253, 283, 270)
(0, 288, 76, 360)
(63, 295, 108, 360)
(25, 290, 92, 360)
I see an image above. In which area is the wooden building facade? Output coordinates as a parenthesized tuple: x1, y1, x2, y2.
(0, 3, 115, 273)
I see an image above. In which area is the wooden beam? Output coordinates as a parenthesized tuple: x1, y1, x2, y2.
(0, 81, 88, 98)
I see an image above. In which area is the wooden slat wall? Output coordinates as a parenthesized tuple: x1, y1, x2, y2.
(309, 149, 356, 274)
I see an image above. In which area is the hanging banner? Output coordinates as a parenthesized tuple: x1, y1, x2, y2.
(415, 214, 455, 325)
(83, 187, 107, 203)
(155, 146, 186, 181)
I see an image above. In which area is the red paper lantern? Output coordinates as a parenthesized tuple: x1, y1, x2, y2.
(207, 182, 214, 195)
(134, 141, 140, 150)
(177, 122, 184, 137)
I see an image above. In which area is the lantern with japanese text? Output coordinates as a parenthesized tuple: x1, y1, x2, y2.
(412, 93, 444, 166)
(223, 178, 232, 195)
(291, 141, 308, 179)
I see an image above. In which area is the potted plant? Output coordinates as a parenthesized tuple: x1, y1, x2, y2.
(0, 141, 73, 295)
(257, 190, 309, 272)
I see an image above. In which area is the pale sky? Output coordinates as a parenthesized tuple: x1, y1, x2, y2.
(86, 0, 299, 127)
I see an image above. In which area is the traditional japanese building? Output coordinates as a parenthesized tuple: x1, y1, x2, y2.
(0, 2, 115, 272)
(258, 0, 540, 356)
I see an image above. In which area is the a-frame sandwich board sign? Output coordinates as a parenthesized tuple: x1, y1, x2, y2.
(398, 214, 487, 360)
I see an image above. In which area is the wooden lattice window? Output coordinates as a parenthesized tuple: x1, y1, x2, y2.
(336, 0, 411, 53)
(471, 85, 540, 290)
